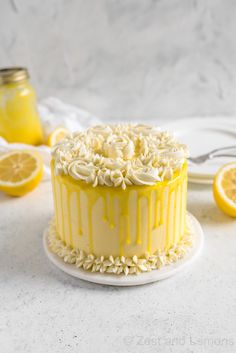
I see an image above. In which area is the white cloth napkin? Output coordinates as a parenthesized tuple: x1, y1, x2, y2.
(0, 97, 102, 179)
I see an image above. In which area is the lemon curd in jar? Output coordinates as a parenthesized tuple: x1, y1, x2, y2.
(0, 67, 43, 145)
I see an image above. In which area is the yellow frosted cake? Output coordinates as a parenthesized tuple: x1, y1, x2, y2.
(48, 124, 192, 275)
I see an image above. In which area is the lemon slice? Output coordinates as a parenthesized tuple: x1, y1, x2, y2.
(213, 162, 236, 217)
(47, 127, 70, 147)
(0, 150, 43, 196)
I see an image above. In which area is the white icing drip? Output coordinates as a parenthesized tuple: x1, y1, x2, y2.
(52, 124, 189, 188)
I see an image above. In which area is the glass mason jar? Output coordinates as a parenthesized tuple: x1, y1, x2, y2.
(0, 67, 43, 145)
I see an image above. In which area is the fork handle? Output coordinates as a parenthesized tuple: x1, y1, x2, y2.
(210, 145, 236, 156)
(210, 153, 236, 159)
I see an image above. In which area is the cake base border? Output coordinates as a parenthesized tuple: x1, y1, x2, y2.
(43, 211, 204, 286)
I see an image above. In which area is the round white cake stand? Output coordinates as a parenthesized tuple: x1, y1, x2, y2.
(43, 212, 204, 286)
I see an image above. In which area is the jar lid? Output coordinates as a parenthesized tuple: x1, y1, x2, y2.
(0, 67, 29, 85)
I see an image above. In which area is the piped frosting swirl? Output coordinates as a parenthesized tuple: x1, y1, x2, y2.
(52, 124, 188, 189)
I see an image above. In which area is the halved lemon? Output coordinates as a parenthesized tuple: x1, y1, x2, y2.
(0, 150, 43, 196)
(213, 162, 236, 217)
(47, 127, 70, 147)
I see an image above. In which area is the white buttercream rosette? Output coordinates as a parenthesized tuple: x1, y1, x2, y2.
(52, 124, 188, 189)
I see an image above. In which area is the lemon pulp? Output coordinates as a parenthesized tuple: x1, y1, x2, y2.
(0, 150, 43, 196)
(213, 162, 236, 217)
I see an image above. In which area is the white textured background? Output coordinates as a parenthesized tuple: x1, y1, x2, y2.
(1, 2, 236, 353)
(1, 0, 236, 120)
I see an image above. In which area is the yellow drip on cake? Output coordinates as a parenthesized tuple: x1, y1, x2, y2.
(51, 161, 187, 258)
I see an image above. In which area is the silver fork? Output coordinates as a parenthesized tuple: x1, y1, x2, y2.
(189, 145, 236, 164)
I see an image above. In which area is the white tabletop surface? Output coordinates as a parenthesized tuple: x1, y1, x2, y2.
(1, 178, 236, 353)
